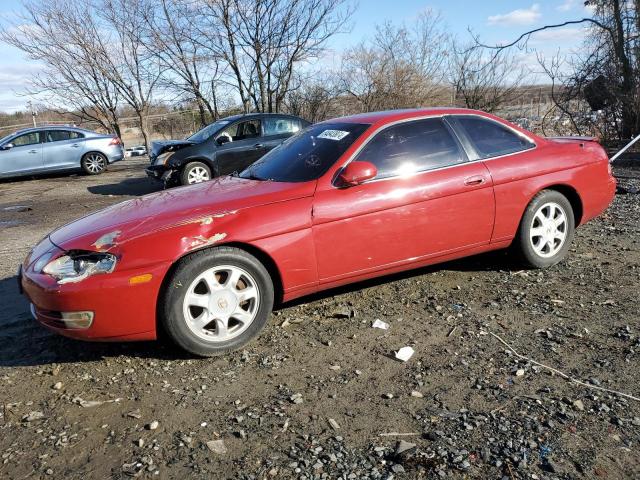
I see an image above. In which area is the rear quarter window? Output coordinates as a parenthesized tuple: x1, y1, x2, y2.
(452, 115, 535, 159)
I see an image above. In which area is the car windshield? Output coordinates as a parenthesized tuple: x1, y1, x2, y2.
(187, 119, 231, 143)
(239, 122, 370, 182)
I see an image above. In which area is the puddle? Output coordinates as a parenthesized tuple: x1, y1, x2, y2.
(2, 205, 32, 212)
(0, 220, 24, 228)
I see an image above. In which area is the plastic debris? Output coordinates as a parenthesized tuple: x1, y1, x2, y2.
(395, 346, 415, 362)
(372, 319, 390, 330)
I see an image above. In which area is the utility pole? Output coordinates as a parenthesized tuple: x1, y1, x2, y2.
(27, 101, 37, 127)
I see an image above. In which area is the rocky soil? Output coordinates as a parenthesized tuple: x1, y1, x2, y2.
(0, 158, 639, 479)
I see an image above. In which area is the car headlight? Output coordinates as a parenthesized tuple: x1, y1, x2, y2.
(155, 152, 174, 165)
(42, 252, 117, 284)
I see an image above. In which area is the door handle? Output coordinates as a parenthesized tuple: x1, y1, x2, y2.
(71, 144, 80, 148)
(464, 175, 485, 186)
(28, 149, 38, 154)
(253, 143, 264, 149)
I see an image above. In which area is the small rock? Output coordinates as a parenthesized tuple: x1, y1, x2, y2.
(22, 411, 45, 422)
(396, 440, 416, 455)
(411, 391, 424, 398)
(136, 439, 144, 447)
(290, 393, 303, 404)
(52, 382, 63, 390)
(573, 399, 585, 411)
(146, 421, 159, 430)
(515, 369, 525, 377)
(328, 418, 340, 430)
(206, 439, 227, 455)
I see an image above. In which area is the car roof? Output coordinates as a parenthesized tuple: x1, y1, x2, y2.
(325, 108, 493, 126)
(220, 112, 305, 122)
(11, 125, 98, 136)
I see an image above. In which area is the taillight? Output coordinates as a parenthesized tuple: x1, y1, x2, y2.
(109, 137, 121, 146)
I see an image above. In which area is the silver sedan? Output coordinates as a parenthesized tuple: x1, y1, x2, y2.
(0, 126, 124, 179)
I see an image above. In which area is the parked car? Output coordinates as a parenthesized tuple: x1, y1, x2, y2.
(125, 145, 147, 157)
(20, 108, 616, 356)
(146, 113, 310, 186)
(0, 126, 123, 179)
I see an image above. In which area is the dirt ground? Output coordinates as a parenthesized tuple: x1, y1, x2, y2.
(0, 157, 639, 479)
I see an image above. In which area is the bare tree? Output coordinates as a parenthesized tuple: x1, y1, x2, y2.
(339, 10, 450, 112)
(285, 73, 340, 122)
(98, 0, 162, 150)
(144, 0, 224, 126)
(471, 0, 640, 139)
(1, 0, 123, 136)
(449, 43, 528, 112)
(197, 0, 353, 113)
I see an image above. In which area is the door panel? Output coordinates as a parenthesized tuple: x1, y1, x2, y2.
(216, 139, 265, 175)
(312, 162, 495, 282)
(43, 131, 86, 170)
(0, 132, 43, 176)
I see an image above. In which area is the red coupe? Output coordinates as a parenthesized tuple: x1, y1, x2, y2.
(20, 109, 616, 356)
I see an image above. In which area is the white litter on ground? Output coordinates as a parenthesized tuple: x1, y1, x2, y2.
(372, 319, 390, 330)
(395, 346, 415, 362)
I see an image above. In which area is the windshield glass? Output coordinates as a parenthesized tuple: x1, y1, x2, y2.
(239, 122, 370, 182)
(187, 119, 231, 143)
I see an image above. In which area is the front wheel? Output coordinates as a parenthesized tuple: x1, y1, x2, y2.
(81, 152, 107, 175)
(160, 247, 274, 356)
(514, 190, 575, 268)
(181, 161, 212, 185)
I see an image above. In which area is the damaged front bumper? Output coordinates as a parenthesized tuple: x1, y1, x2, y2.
(145, 164, 177, 183)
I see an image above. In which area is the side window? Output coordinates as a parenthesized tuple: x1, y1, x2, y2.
(12, 132, 41, 147)
(453, 116, 534, 158)
(264, 117, 301, 136)
(218, 120, 261, 142)
(239, 120, 261, 139)
(355, 118, 465, 180)
(46, 130, 72, 142)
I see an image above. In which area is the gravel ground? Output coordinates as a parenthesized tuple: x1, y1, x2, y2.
(0, 157, 639, 479)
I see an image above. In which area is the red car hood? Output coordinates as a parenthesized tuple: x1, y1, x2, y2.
(50, 176, 315, 250)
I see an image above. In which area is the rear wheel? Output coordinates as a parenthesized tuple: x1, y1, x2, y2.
(160, 247, 274, 356)
(81, 152, 107, 175)
(514, 190, 575, 268)
(181, 161, 211, 185)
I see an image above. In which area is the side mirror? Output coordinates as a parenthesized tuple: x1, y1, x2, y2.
(216, 136, 230, 146)
(338, 161, 377, 186)
(1, 143, 14, 151)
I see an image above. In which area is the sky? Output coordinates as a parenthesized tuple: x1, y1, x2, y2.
(0, 0, 593, 113)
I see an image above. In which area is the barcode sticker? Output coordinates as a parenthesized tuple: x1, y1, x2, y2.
(317, 129, 350, 141)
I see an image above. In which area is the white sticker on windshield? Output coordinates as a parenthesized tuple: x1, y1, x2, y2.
(317, 129, 350, 141)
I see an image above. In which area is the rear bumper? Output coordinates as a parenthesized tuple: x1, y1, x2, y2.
(105, 146, 125, 164)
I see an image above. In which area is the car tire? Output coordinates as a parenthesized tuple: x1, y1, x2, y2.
(514, 189, 575, 268)
(81, 152, 107, 175)
(181, 161, 212, 185)
(160, 247, 274, 357)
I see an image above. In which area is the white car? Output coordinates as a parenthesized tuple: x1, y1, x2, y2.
(126, 145, 147, 157)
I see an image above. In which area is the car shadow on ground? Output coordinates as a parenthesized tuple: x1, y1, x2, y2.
(0, 276, 189, 368)
(0, 250, 517, 367)
(87, 178, 164, 197)
(281, 249, 518, 309)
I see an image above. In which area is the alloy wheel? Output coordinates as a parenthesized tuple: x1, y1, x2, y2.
(529, 201, 568, 258)
(187, 166, 210, 184)
(85, 154, 106, 173)
(182, 265, 260, 342)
